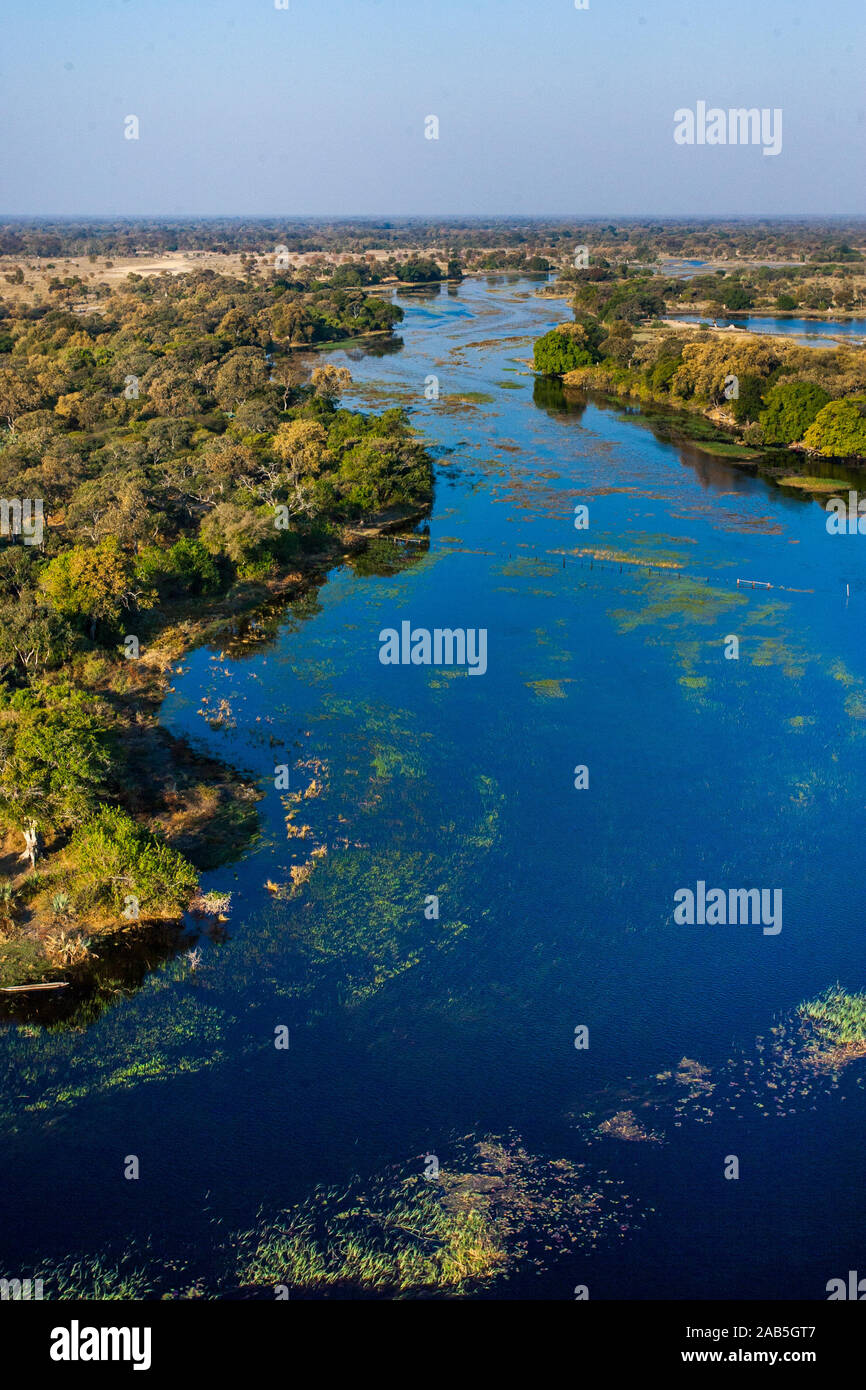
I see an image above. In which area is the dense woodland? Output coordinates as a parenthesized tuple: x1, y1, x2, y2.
(0, 260, 433, 983)
(1, 216, 864, 264)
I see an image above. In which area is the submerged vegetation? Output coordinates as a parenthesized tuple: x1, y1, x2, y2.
(577, 986, 866, 1147)
(10, 1133, 639, 1300)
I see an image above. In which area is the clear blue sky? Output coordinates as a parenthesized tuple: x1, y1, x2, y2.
(2, 0, 863, 216)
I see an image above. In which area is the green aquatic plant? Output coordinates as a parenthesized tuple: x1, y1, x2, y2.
(798, 984, 866, 1049)
(15, 1134, 638, 1300)
(233, 1134, 636, 1297)
(32, 1253, 155, 1301)
(579, 986, 866, 1147)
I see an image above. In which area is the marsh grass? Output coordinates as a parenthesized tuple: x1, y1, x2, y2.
(798, 984, 866, 1050)
(13, 1134, 635, 1300)
(580, 986, 866, 1147)
(233, 1135, 633, 1297)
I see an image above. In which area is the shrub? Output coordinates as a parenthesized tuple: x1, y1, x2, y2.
(68, 807, 197, 915)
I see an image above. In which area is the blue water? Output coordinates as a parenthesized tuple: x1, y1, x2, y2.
(671, 313, 866, 346)
(2, 277, 865, 1299)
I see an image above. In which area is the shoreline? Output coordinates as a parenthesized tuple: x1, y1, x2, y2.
(0, 504, 431, 1004)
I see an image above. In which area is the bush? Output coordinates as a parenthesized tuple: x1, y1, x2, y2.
(135, 538, 221, 597)
(68, 807, 197, 914)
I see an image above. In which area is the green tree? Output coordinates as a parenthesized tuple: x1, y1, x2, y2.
(729, 373, 766, 423)
(803, 396, 866, 458)
(39, 537, 152, 637)
(534, 328, 595, 375)
(759, 381, 831, 445)
(0, 684, 112, 840)
(722, 284, 753, 311)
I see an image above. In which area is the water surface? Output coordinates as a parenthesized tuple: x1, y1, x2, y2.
(2, 277, 865, 1300)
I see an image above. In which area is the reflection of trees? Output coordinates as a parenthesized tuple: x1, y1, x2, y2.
(398, 284, 443, 302)
(342, 336, 404, 361)
(531, 375, 588, 420)
(349, 531, 430, 577)
(0, 920, 191, 1031)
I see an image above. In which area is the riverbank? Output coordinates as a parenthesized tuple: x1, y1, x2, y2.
(0, 504, 430, 996)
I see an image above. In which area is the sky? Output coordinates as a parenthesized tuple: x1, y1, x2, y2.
(1, 0, 864, 218)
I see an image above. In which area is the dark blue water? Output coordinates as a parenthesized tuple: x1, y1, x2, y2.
(2, 277, 865, 1299)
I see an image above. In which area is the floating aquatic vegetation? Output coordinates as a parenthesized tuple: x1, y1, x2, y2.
(596, 1110, 664, 1144)
(525, 678, 571, 700)
(189, 890, 232, 916)
(576, 987, 866, 1147)
(15, 1133, 640, 1300)
(777, 476, 849, 492)
(233, 1133, 640, 1297)
(797, 984, 866, 1066)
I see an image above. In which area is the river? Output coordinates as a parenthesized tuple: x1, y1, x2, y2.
(2, 274, 865, 1299)
(669, 312, 866, 346)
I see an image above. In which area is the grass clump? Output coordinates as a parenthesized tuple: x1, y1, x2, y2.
(798, 984, 866, 1049)
(234, 1134, 632, 1297)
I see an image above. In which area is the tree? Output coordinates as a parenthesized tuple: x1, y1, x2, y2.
(213, 348, 268, 411)
(803, 396, 866, 458)
(721, 284, 753, 311)
(311, 364, 352, 402)
(141, 362, 200, 417)
(397, 258, 442, 283)
(598, 321, 634, 367)
(272, 419, 330, 516)
(0, 684, 112, 845)
(134, 538, 221, 597)
(198, 501, 277, 569)
(39, 536, 151, 637)
(0, 590, 75, 678)
(270, 356, 303, 411)
(534, 327, 596, 376)
(0, 366, 40, 433)
(66, 470, 154, 545)
(729, 374, 766, 423)
(759, 381, 831, 445)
